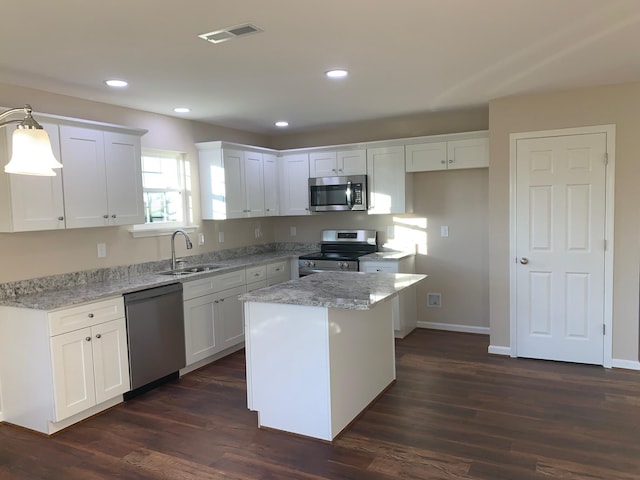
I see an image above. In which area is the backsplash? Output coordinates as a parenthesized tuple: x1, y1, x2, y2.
(0, 242, 318, 300)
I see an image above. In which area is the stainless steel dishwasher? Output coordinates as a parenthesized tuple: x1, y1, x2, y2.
(123, 282, 185, 399)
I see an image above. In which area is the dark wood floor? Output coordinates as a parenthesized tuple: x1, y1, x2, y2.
(2, 329, 640, 479)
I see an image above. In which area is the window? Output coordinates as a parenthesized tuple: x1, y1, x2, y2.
(131, 150, 193, 236)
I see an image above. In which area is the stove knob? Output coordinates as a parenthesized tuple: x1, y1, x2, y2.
(306, 261, 315, 268)
(340, 262, 348, 269)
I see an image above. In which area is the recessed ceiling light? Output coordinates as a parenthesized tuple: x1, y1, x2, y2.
(104, 79, 128, 88)
(325, 69, 349, 79)
(275, 121, 289, 127)
(173, 107, 191, 113)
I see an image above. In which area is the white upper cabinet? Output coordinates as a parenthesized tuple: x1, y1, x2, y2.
(0, 122, 65, 232)
(309, 149, 366, 177)
(263, 152, 279, 216)
(198, 144, 266, 220)
(0, 115, 145, 232)
(405, 135, 488, 172)
(279, 153, 310, 216)
(367, 146, 412, 215)
(60, 126, 144, 228)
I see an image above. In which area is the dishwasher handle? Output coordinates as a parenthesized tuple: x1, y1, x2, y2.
(124, 283, 182, 303)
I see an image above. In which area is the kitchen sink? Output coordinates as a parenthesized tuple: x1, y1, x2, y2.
(158, 264, 225, 276)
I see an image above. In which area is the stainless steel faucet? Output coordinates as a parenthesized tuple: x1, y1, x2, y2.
(171, 229, 193, 270)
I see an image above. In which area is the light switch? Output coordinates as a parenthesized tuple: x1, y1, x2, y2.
(218, 232, 224, 243)
(440, 225, 449, 237)
(97, 243, 107, 258)
(198, 233, 205, 246)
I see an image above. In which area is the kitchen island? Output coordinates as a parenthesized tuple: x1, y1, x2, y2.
(239, 271, 426, 441)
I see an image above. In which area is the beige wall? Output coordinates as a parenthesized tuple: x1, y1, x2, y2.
(489, 81, 640, 362)
(274, 167, 490, 329)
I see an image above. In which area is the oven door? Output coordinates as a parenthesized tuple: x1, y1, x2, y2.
(309, 175, 367, 212)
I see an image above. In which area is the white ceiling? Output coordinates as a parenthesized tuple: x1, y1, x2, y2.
(2, 0, 640, 134)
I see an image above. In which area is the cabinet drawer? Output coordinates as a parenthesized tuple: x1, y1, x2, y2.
(49, 296, 124, 336)
(266, 261, 288, 278)
(246, 265, 267, 284)
(213, 269, 246, 291)
(360, 262, 399, 273)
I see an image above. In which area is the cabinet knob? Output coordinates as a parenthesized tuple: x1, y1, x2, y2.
(103, 214, 109, 219)
(58, 216, 64, 221)
(448, 159, 454, 163)
(95, 333, 102, 339)
(85, 336, 91, 342)
(88, 313, 94, 318)
(441, 160, 446, 164)
(111, 214, 116, 218)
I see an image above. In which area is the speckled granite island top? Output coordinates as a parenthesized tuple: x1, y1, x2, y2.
(238, 271, 426, 310)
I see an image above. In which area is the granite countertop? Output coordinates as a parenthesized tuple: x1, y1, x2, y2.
(238, 271, 426, 310)
(359, 251, 415, 262)
(0, 251, 305, 311)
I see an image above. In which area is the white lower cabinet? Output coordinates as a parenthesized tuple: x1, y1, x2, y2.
(0, 296, 130, 435)
(51, 317, 129, 421)
(183, 261, 292, 368)
(360, 256, 417, 338)
(183, 269, 247, 366)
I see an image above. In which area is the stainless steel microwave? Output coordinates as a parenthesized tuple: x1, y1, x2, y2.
(309, 175, 368, 212)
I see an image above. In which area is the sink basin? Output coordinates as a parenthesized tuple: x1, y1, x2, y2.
(158, 264, 225, 276)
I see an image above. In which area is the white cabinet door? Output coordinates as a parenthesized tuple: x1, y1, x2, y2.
(309, 150, 366, 177)
(263, 153, 279, 216)
(104, 132, 144, 225)
(51, 327, 97, 421)
(279, 153, 310, 216)
(218, 285, 247, 350)
(59, 125, 109, 228)
(243, 150, 265, 217)
(91, 317, 130, 404)
(447, 137, 489, 170)
(367, 146, 410, 214)
(309, 152, 338, 177)
(184, 293, 219, 365)
(405, 142, 447, 172)
(222, 149, 246, 219)
(337, 149, 366, 176)
(6, 122, 66, 231)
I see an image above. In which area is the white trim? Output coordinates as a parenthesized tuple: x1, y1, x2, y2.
(611, 359, 640, 371)
(488, 345, 512, 356)
(417, 321, 489, 335)
(509, 125, 615, 367)
(128, 224, 198, 238)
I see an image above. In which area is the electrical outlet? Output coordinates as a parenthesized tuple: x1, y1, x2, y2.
(441, 226, 449, 237)
(97, 243, 107, 258)
(218, 232, 224, 243)
(427, 293, 441, 307)
(255, 227, 261, 239)
(387, 225, 394, 239)
(290, 226, 297, 237)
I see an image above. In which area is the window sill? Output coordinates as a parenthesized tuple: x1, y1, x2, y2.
(128, 224, 199, 238)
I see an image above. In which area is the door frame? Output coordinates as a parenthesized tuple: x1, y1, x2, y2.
(509, 125, 616, 367)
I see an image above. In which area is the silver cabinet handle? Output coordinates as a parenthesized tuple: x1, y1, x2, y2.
(95, 333, 101, 339)
(520, 257, 529, 264)
(85, 336, 91, 342)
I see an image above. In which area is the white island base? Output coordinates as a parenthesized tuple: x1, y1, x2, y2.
(244, 299, 395, 442)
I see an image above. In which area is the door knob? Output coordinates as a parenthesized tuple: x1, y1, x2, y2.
(520, 257, 529, 264)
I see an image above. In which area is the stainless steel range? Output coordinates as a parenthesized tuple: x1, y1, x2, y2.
(298, 229, 377, 276)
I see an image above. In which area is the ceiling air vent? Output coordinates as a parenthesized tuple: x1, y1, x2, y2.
(198, 23, 263, 44)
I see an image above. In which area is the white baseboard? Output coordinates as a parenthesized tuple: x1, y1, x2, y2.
(488, 345, 512, 356)
(611, 358, 640, 371)
(417, 321, 489, 335)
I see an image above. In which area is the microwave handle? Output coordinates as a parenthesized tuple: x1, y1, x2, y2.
(346, 181, 352, 205)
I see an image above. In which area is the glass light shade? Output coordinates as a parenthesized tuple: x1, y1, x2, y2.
(4, 128, 63, 176)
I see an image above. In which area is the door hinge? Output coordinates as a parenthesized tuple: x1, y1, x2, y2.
(604, 152, 609, 165)
(603, 324, 606, 335)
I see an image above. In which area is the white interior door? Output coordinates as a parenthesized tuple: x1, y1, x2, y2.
(515, 132, 608, 365)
